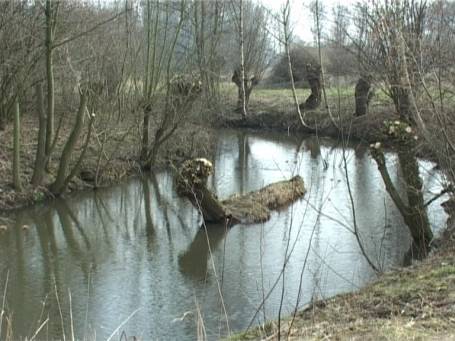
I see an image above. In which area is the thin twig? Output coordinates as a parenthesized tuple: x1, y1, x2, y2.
(106, 308, 141, 341)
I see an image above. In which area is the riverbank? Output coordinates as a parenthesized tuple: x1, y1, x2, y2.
(0, 114, 215, 212)
(231, 218, 455, 340)
(0, 86, 445, 212)
(217, 86, 438, 159)
(0, 109, 437, 214)
(217, 103, 438, 158)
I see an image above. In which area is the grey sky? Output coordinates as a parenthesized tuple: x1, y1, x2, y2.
(260, 0, 358, 44)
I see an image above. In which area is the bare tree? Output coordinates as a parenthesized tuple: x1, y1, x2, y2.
(0, 2, 40, 130)
(192, 0, 226, 105)
(238, 0, 247, 117)
(310, 0, 337, 125)
(31, 84, 47, 185)
(230, 0, 271, 114)
(281, 0, 306, 126)
(13, 99, 21, 191)
(50, 91, 94, 194)
(140, 0, 199, 169)
(352, 0, 429, 120)
(44, 0, 57, 155)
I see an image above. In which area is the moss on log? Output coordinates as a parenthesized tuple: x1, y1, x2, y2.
(175, 158, 306, 225)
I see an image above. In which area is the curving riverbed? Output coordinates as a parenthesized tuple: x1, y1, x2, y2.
(0, 130, 447, 340)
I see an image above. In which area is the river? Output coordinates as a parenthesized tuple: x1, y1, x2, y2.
(0, 130, 447, 340)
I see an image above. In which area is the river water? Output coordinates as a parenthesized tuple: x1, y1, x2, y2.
(0, 130, 447, 340)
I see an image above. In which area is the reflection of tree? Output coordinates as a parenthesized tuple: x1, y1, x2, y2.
(34, 210, 60, 295)
(354, 144, 367, 160)
(150, 172, 172, 241)
(178, 224, 227, 281)
(59, 200, 91, 249)
(13, 215, 26, 310)
(305, 136, 321, 160)
(55, 201, 91, 280)
(34, 209, 67, 338)
(93, 193, 114, 248)
(141, 175, 155, 245)
(237, 132, 250, 194)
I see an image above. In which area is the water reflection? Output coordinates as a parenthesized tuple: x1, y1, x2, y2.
(178, 223, 228, 281)
(0, 130, 448, 341)
(305, 136, 321, 159)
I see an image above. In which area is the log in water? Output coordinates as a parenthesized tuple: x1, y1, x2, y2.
(176, 158, 306, 224)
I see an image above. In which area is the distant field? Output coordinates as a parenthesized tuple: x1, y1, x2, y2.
(219, 81, 393, 116)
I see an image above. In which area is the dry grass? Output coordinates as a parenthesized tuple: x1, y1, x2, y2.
(223, 175, 306, 224)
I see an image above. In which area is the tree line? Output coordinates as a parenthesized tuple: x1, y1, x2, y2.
(0, 0, 272, 194)
(1, 0, 454, 200)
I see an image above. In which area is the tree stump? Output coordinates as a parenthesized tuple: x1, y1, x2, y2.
(354, 75, 374, 116)
(299, 63, 322, 110)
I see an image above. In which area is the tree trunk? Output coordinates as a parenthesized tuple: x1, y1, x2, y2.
(391, 86, 412, 120)
(371, 148, 432, 256)
(13, 98, 21, 191)
(189, 186, 227, 223)
(32, 83, 47, 185)
(301, 75, 321, 110)
(238, 0, 247, 118)
(398, 150, 433, 251)
(45, 0, 55, 156)
(141, 105, 150, 164)
(50, 91, 88, 194)
(244, 77, 258, 109)
(354, 76, 373, 116)
(232, 70, 258, 113)
(282, 0, 307, 127)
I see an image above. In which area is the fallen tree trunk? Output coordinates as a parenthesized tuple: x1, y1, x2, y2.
(175, 158, 306, 225)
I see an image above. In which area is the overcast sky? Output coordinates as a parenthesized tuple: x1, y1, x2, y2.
(259, 0, 359, 44)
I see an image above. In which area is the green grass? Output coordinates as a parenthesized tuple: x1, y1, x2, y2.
(219, 81, 393, 118)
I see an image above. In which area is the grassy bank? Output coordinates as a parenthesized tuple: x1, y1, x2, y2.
(217, 84, 403, 145)
(231, 225, 455, 340)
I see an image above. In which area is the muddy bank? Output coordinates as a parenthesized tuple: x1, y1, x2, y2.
(0, 115, 215, 213)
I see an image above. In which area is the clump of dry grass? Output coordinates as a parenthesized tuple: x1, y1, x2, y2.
(223, 176, 306, 224)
